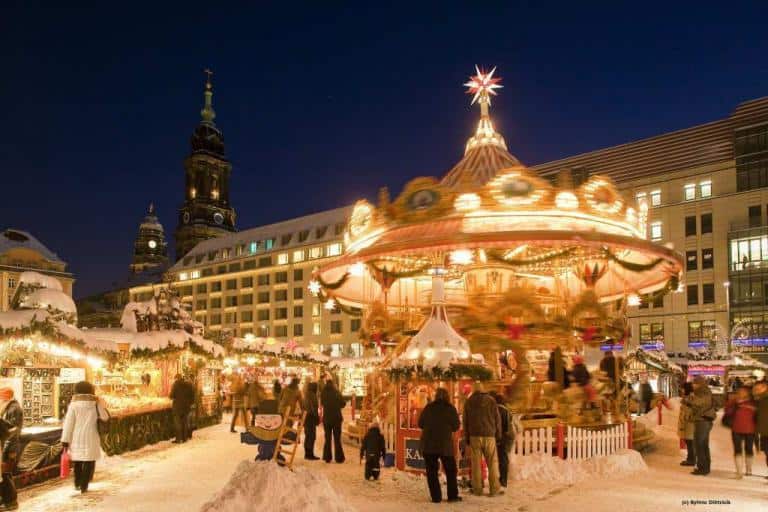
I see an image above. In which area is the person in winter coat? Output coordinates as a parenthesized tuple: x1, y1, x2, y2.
(229, 374, 248, 433)
(547, 348, 570, 389)
(678, 382, 696, 467)
(278, 378, 303, 418)
(169, 374, 196, 443)
(419, 387, 461, 503)
(490, 392, 512, 487)
(638, 376, 654, 414)
(463, 381, 503, 497)
(320, 380, 346, 463)
(683, 376, 717, 475)
(303, 381, 320, 460)
(753, 381, 768, 477)
(359, 422, 386, 481)
(272, 380, 282, 400)
(724, 386, 757, 478)
(61, 381, 110, 493)
(0, 388, 22, 510)
(246, 379, 266, 427)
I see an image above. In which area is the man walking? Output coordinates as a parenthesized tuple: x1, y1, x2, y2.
(169, 374, 195, 443)
(683, 376, 716, 475)
(463, 382, 503, 496)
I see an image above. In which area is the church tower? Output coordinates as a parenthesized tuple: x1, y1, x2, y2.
(130, 203, 169, 273)
(175, 70, 236, 260)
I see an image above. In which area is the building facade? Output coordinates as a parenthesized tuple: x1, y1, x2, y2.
(130, 206, 363, 357)
(531, 97, 768, 360)
(175, 73, 236, 260)
(0, 229, 74, 310)
(130, 203, 169, 273)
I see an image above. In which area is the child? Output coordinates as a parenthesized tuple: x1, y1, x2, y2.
(360, 422, 386, 481)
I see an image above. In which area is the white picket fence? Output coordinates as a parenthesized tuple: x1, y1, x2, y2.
(566, 423, 627, 460)
(512, 427, 554, 456)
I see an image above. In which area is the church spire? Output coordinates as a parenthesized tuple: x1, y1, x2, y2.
(201, 68, 216, 124)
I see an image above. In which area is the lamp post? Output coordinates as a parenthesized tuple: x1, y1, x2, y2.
(723, 281, 731, 353)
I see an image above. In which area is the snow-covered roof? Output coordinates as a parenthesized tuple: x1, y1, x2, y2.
(171, 206, 353, 271)
(19, 288, 76, 315)
(0, 229, 64, 263)
(19, 271, 63, 291)
(329, 356, 382, 369)
(231, 337, 329, 363)
(85, 328, 224, 357)
(0, 309, 51, 330)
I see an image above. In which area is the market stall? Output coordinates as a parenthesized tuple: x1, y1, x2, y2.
(624, 348, 682, 398)
(228, 336, 328, 390)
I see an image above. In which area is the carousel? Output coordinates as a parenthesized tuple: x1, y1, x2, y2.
(311, 67, 683, 466)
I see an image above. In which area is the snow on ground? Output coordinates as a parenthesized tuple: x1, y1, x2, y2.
(509, 449, 647, 485)
(17, 411, 767, 512)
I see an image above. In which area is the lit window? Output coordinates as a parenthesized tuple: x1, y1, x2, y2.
(327, 243, 342, 257)
(313, 321, 321, 335)
(178, 272, 189, 281)
(277, 253, 289, 265)
(650, 221, 662, 241)
(190, 270, 200, 279)
(650, 190, 661, 206)
(309, 247, 322, 259)
(250, 242, 259, 254)
(699, 180, 712, 198)
(265, 239, 274, 251)
(684, 184, 696, 201)
(312, 304, 320, 317)
(293, 250, 305, 262)
(221, 248, 231, 260)
(635, 192, 647, 204)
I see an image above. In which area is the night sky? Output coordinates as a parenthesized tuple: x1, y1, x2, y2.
(2, 2, 767, 298)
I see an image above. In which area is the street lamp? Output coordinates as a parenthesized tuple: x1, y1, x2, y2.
(723, 281, 731, 353)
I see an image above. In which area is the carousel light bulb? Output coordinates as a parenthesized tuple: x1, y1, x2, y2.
(627, 294, 641, 307)
(349, 262, 365, 277)
(279, 360, 286, 369)
(555, 191, 579, 210)
(449, 249, 474, 266)
(324, 298, 336, 310)
(459, 350, 469, 359)
(408, 348, 421, 359)
(87, 356, 104, 369)
(625, 207, 637, 224)
(454, 193, 481, 212)
(246, 356, 257, 365)
(424, 348, 436, 359)
(308, 280, 321, 296)
(244, 333, 255, 342)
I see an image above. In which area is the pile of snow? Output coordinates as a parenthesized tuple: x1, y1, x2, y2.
(19, 271, 62, 291)
(19, 288, 77, 315)
(200, 460, 356, 512)
(86, 328, 225, 357)
(509, 449, 647, 485)
(0, 309, 50, 330)
(637, 397, 682, 456)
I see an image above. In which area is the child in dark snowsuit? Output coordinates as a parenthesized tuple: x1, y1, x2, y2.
(360, 422, 386, 480)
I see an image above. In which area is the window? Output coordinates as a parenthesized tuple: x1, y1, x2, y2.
(749, 205, 762, 227)
(688, 320, 717, 348)
(334, 223, 345, 235)
(275, 271, 288, 284)
(241, 311, 253, 322)
(316, 226, 328, 238)
(327, 243, 342, 256)
(257, 309, 270, 321)
(178, 272, 189, 281)
(196, 284, 207, 293)
(258, 256, 272, 268)
(312, 304, 320, 317)
(685, 216, 697, 237)
(293, 250, 305, 262)
(293, 287, 303, 300)
(699, 180, 712, 198)
(257, 291, 270, 304)
(309, 247, 322, 259)
(652, 322, 664, 341)
(635, 191, 646, 204)
(250, 241, 259, 254)
(639, 295, 649, 309)
(257, 274, 270, 286)
(730, 234, 768, 270)
(242, 294, 253, 305)
(190, 270, 200, 279)
(299, 230, 310, 242)
(221, 248, 231, 260)
(228, 263, 241, 272)
(210, 314, 221, 325)
(293, 269, 304, 281)
(313, 322, 321, 335)
(211, 281, 222, 292)
(652, 293, 664, 308)
(686, 250, 698, 271)
(687, 284, 698, 306)
(639, 324, 651, 343)
(226, 279, 237, 290)
(702, 248, 714, 269)
(202, 267, 214, 277)
(330, 320, 342, 334)
(243, 259, 256, 270)
(207, 251, 217, 261)
(702, 283, 715, 304)
(350, 343, 363, 357)
(210, 297, 222, 309)
(277, 253, 289, 265)
(275, 325, 288, 337)
(258, 325, 270, 337)
(293, 324, 304, 336)
(281, 234, 293, 245)
(650, 221, 662, 241)
(274, 289, 288, 302)
(350, 318, 361, 332)
(275, 307, 288, 320)
(684, 183, 696, 201)
(196, 299, 207, 310)
(180, 286, 193, 296)
(701, 213, 712, 234)
(217, 266, 227, 274)
(293, 305, 303, 318)
(265, 238, 275, 251)
(241, 276, 253, 288)
(650, 189, 661, 206)
(225, 296, 238, 307)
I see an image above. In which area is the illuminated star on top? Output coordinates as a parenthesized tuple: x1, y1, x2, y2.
(464, 65, 503, 105)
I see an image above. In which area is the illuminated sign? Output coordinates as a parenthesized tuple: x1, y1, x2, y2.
(687, 366, 726, 376)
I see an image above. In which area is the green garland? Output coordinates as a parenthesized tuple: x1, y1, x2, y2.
(486, 247, 577, 267)
(388, 363, 492, 382)
(602, 247, 665, 272)
(130, 340, 222, 360)
(366, 261, 431, 280)
(317, 290, 362, 317)
(317, 272, 350, 291)
(230, 347, 329, 366)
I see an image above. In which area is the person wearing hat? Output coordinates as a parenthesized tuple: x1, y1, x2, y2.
(0, 388, 22, 510)
(463, 381, 503, 497)
(683, 376, 717, 475)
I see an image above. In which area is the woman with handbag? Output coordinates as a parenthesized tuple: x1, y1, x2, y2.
(61, 381, 110, 493)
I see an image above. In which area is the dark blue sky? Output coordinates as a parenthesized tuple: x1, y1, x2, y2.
(2, 2, 766, 297)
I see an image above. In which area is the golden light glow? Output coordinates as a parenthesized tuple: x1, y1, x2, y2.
(555, 191, 579, 209)
(449, 249, 474, 266)
(424, 348, 436, 359)
(489, 172, 546, 207)
(627, 294, 641, 307)
(349, 262, 365, 277)
(454, 193, 481, 211)
(407, 348, 421, 359)
(582, 178, 623, 214)
(324, 298, 336, 310)
(307, 280, 321, 295)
